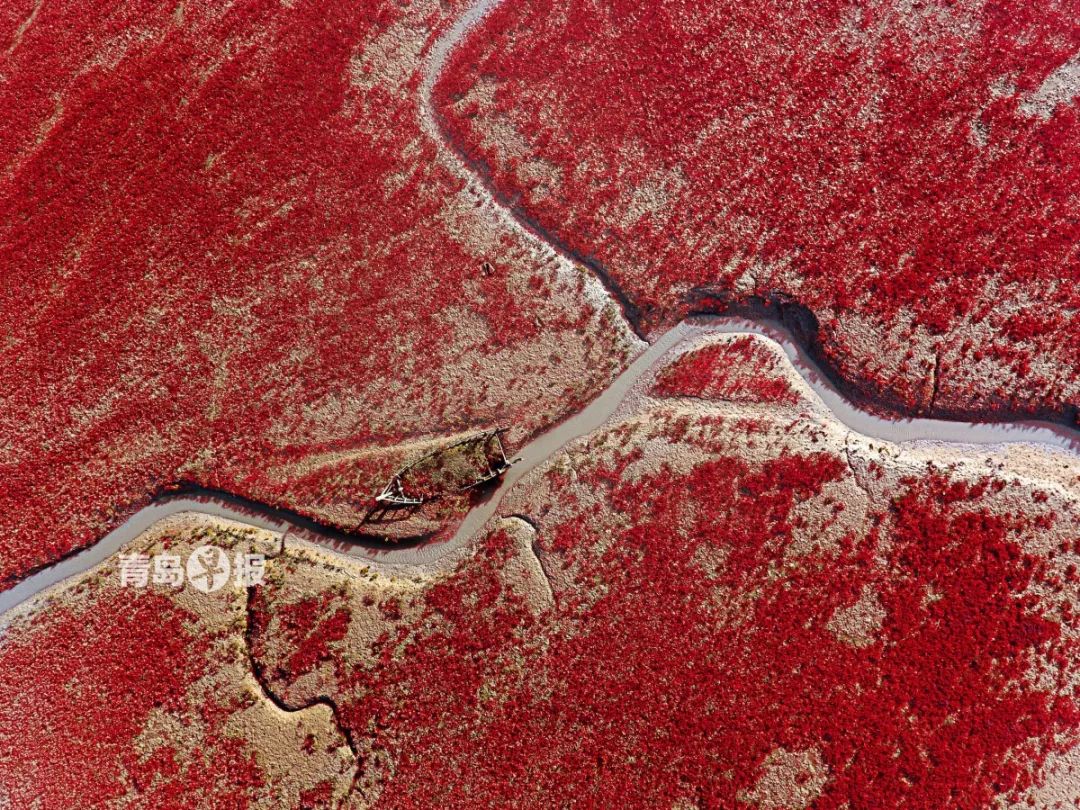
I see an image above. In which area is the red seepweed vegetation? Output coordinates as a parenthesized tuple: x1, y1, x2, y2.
(436, 0, 1080, 422)
(253, 449, 1080, 806)
(652, 336, 802, 405)
(0, 0, 629, 588)
(0, 590, 267, 808)
(249, 337, 1080, 807)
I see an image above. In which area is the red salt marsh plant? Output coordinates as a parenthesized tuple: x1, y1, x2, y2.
(0, 0, 632, 588)
(252, 447, 1080, 807)
(247, 337, 1080, 808)
(436, 0, 1080, 422)
(0, 517, 355, 808)
(653, 336, 802, 405)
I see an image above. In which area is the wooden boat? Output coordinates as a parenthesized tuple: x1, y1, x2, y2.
(374, 429, 513, 507)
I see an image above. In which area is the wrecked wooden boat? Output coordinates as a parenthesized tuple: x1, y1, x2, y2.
(374, 428, 513, 507)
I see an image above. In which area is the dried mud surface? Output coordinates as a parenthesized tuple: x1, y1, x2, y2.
(5, 335, 1079, 808)
(4, 0, 1080, 806)
(435, 0, 1080, 425)
(0, 0, 638, 590)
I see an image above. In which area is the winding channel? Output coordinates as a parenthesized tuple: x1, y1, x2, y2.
(2, 0, 1079, 623)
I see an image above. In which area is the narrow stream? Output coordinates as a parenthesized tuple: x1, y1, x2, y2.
(2, 316, 1075, 623)
(2, 0, 1077, 622)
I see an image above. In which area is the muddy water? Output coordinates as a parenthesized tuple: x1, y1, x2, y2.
(2, 0, 1078, 621)
(2, 316, 1076, 623)
(448, 316, 1080, 556)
